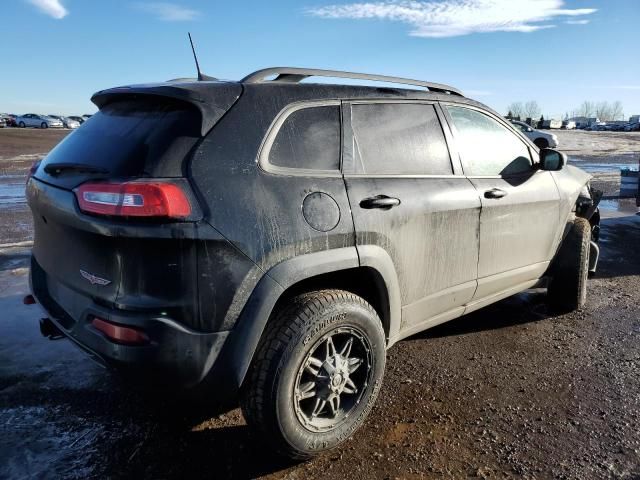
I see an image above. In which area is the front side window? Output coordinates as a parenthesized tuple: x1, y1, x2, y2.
(446, 106, 532, 176)
(268, 105, 340, 171)
(350, 103, 452, 175)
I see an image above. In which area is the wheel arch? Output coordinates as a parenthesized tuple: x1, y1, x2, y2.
(220, 246, 401, 392)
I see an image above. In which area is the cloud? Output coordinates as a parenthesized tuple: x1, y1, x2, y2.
(135, 2, 200, 21)
(565, 19, 590, 25)
(27, 0, 68, 19)
(307, 0, 596, 38)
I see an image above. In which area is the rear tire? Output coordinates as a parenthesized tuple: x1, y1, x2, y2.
(241, 290, 386, 460)
(534, 138, 549, 149)
(548, 218, 591, 311)
(41, 122, 48, 129)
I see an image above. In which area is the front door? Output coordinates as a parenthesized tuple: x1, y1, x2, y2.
(442, 104, 561, 301)
(343, 101, 481, 336)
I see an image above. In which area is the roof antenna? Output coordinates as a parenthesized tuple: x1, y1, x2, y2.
(188, 32, 216, 81)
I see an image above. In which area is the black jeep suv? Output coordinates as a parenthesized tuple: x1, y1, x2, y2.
(27, 67, 600, 458)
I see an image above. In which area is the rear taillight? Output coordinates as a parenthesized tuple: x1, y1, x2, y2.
(75, 181, 192, 219)
(26, 160, 41, 183)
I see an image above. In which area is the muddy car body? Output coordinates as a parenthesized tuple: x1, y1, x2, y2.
(26, 68, 601, 458)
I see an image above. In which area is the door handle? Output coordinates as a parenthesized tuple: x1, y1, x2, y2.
(359, 195, 401, 210)
(484, 188, 508, 199)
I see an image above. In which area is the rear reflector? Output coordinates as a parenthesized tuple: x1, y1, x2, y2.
(75, 181, 191, 218)
(23, 294, 36, 305)
(91, 317, 149, 345)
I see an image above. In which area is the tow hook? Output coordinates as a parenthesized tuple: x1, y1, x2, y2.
(39, 318, 65, 340)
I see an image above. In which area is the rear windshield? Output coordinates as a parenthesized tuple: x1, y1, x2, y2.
(38, 99, 202, 180)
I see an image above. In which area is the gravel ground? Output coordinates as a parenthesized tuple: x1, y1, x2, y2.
(0, 128, 639, 479)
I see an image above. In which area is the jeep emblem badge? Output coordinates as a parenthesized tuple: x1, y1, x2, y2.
(80, 269, 111, 286)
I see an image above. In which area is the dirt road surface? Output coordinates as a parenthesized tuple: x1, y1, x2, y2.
(1, 128, 639, 479)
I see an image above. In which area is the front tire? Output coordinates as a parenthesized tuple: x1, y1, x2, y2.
(548, 218, 591, 311)
(241, 290, 386, 460)
(18, 121, 25, 128)
(41, 122, 48, 129)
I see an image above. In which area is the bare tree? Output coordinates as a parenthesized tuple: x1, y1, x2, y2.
(578, 101, 595, 118)
(524, 100, 541, 119)
(596, 101, 613, 121)
(507, 102, 524, 119)
(611, 101, 624, 121)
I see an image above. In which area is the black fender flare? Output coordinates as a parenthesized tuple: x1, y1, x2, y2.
(217, 246, 401, 392)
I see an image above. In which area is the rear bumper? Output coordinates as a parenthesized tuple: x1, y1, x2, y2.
(30, 255, 229, 388)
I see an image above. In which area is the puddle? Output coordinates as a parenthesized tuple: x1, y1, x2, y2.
(598, 197, 639, 218)
(568, 158, 639, 173)
(0, 181, 26, 206)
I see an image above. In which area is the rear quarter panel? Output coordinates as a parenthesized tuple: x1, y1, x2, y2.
(189, 85, 356, 331)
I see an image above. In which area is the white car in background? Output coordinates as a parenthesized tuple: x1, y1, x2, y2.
(511, 120, 559, 149)
(48, 115, 81, 129)
(16, 114, 63, 129)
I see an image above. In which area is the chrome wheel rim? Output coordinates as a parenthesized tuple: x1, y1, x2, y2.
(293, 326, 373, 432)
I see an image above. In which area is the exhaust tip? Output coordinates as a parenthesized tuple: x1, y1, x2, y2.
(39, 318, 64, 340)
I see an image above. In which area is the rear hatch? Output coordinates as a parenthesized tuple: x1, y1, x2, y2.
(28, 81, 241, 327)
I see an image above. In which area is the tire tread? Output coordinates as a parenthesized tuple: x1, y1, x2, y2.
(241, 289, 382, 459)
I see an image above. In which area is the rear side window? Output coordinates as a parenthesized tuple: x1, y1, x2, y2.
(445, 106, 532, 176)
(350, 103, 452, 175)
(268, 105, 340, 171)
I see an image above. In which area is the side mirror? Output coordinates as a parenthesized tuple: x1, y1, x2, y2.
(539, 148, 566, 171)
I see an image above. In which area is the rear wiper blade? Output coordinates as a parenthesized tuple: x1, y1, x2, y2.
(44, 163, 109, 176)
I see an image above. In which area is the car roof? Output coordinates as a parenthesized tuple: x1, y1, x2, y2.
(93, 67, 502, 125)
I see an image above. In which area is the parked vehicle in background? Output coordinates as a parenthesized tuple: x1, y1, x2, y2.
(67, 115, 85, 125)
(82, 114, 93, 121)
(48, 115, 81, 129)
(562, 120, 576, 130)
(26, 67, 601, 459)
(541, 119, 562, 129)
(624, 122, 640, 132)
(511, 120, 559, 149)
(0, 117, 6, 128)
(16, 114, 63, 129)
(1, 114, 17, 127)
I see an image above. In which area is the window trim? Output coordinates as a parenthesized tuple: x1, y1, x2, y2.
(258, 100, 342, 177)
(440, 102, 536, 179)
(342, 100, 460, 177)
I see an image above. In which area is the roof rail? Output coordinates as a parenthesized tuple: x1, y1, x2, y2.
(241, 67, 463, 96)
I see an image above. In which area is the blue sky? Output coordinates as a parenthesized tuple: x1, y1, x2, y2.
(1, 0, 639, 119)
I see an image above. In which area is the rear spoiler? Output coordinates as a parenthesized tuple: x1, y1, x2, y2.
(91, 81, 242, 136)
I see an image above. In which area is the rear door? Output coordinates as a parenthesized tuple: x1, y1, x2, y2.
(441, 104, 561, 301)
(343, 101, 481, 335)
